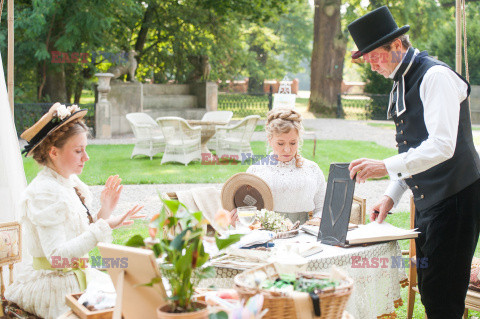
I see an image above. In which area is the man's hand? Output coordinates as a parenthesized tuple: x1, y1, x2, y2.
(349, 158, 388, 183)
(370, 196, 394, 223)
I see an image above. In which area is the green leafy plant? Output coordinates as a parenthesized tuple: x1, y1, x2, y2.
(125, 197, 242, 313)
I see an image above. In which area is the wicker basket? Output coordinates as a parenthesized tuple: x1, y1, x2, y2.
(234, 263, 354, 319)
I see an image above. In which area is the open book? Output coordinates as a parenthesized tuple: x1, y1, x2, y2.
(302, 222, 419, 245)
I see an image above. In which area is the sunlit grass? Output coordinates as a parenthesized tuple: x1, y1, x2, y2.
(23, 140, 397, 185)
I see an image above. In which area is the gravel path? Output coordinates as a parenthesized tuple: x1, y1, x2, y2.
(89, 180, 413, 219)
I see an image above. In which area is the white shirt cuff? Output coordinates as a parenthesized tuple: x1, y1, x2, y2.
(384, 180, 408, 208)
(384, 153, 411, 180)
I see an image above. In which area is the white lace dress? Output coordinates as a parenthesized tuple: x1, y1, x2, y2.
(4, 167, 113, 319)
(246, 156, 326, 222)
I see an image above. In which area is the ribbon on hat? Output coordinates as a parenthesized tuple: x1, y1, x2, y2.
(387, 47, 416, 119)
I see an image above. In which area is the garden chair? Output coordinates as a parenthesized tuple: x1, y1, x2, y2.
(202, 111, 233, 151)
(215, 115, 260, 160)
(404, 196, 480, 319)
(126, 113, 165, 160)
(156, 117, 202, 166)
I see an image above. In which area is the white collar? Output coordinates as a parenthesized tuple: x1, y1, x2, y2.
(41, 166, 76, 188)
(389, 48, 420, 79)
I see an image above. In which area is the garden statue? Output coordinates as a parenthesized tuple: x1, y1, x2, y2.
(107, 50, 138, 82)
(187, 55, 211, 82)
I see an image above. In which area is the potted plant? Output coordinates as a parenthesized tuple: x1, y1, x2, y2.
(126, 198, 241, 319)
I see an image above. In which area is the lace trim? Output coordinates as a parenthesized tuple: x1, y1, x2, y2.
(399, 278, 409, 288)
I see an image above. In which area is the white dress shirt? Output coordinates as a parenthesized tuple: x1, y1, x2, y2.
(383, 53, 469, 207)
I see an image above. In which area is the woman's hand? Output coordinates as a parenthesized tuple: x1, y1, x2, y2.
(106, 205, 145, 229)
(229, 208, 238, 227)
(98, 175, 123, 219)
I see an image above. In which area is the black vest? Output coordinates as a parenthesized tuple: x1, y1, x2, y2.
(392, 51, 480, 211)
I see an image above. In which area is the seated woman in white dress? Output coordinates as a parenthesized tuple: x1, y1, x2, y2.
(5, 103, 143, 319)
(246, 107, 326, 224)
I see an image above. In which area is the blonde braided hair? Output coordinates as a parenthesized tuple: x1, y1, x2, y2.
(32, 119, 89, 166)
(265, 108, 305, 168)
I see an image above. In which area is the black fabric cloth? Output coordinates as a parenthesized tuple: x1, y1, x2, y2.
(391, 51, 480, 211)
(415, 178, 480, 318)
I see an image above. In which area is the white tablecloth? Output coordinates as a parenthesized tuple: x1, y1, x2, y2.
(200, 233, 408, 319)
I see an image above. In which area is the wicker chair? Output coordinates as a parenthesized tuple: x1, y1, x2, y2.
(126, 113, 165, 160)
(156, 117, 202, 166)
(203, 111, 233, 151)
(215, 115, 260, 160)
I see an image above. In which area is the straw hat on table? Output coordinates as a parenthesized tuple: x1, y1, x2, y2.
(221, 172, 274, 211)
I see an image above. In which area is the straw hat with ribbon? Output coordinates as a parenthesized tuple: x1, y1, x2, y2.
(21, 103, 88, 157)
(221, 172, 274, 211)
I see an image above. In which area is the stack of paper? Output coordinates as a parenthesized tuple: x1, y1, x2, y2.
(346, 222, 419, 245)
(302, 222, 419, 245)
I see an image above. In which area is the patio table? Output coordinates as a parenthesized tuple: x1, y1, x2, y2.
(187, 120, 229, 154)
(200, 233, 408, 319)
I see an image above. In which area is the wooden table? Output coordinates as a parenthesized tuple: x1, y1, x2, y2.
(187, 120, 229, 154)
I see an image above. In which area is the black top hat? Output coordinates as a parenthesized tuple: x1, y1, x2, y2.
(348, 6, 410, 59)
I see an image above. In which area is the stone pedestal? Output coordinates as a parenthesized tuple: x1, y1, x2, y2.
(109, 81, 143, 135)
(193, 82, 218, 111)
(471, 85, 480, 124)
(95, 73, 114, 138)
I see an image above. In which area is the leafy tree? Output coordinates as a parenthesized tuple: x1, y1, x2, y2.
(427, 2, 480, 85)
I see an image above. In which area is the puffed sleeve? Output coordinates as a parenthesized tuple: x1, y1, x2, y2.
(25, 183, 112, 262)
(312, 165, 327, 218)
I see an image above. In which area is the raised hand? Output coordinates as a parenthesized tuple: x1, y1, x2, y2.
(106, 205, 145, 229)
(98, 175, 123, 219)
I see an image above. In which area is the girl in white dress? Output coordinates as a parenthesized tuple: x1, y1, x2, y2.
(4, 103, 143, 319)
(246, 107, 326, 224)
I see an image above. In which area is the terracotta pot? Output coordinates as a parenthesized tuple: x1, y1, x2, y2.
(157, 301, 209, 319)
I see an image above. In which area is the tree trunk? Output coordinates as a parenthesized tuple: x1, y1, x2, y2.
(309, 0, 346, 116)
(43, 64, 68, 103)
(247, 44, 267, 93)
(135, 3, 157, 55)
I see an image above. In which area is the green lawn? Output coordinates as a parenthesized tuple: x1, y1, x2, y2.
(23, 140, 398, 185)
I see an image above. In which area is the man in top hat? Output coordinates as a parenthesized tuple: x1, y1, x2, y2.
(347, 6, 480, 318)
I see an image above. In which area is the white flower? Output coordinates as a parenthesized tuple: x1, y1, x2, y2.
(55, 104, 70, 120)
(67, 104, 80, 114)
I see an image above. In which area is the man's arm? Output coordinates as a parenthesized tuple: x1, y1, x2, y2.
(384, 179, 409, 208)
